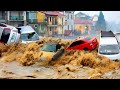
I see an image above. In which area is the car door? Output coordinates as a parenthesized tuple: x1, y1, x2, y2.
(76, 40, 85, 50)
(7, 30, 20, 44)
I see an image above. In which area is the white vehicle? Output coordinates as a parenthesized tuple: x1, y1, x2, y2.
(0, 23, 20, 45)
(17, 26, 39, 44)
(114, 33, 120, 47)
(98, 31, 120, 61)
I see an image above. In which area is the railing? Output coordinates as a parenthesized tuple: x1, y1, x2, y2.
(0, 18, 6, 22)
(27, 19, 38, 24)
(9, 16, 24, 21)
(47, 21, 58, 25)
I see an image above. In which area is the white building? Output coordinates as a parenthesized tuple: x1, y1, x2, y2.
(7, 11, 27, 27)
(60, 11, 75, 31)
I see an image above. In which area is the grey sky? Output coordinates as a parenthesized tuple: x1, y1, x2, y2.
(75, 11, 120, 23)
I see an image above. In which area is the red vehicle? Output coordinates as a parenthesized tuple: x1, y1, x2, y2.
(66, 37, 98, 51)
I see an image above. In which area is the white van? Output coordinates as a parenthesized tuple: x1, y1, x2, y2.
(17, 26, 39, 44)
(114, 33, 120, 47)
(0, 23, 20, 45)
(98, 31, 120, 61)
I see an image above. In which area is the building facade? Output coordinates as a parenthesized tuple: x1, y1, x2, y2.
(7, 11, 27, 27)
(0, 11, 6, 23)
(74, 18, 93, 34)
(37, 11, 47, 35)
(43, 11, 65, 36)
(61, 11, 75, 31)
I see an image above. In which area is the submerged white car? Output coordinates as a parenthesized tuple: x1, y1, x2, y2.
(18, 26, 39, 44)
(0, 23, 20, 45)
(98, 31, 120, 61)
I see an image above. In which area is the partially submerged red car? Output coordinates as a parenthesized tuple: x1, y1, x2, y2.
(66, 37, 98, 51)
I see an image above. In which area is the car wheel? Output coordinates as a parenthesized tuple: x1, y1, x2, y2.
(84, 48, 89, 51)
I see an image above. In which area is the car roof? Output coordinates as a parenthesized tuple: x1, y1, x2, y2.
(0, 23, 18, 31)
(19, 26, 35, 34)
(100, 37, 118, 45)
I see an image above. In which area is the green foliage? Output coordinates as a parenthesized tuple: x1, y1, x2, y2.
(95, 11, 106, 31)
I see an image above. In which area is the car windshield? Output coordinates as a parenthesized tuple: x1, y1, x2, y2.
(21, 32, 39, 41)
(99, 45, 119, 54)
(41, 44, 56, 52)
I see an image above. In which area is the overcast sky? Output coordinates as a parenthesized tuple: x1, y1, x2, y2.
(75, 11, 120, 23)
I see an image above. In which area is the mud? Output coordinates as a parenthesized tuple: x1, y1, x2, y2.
(0, 37, 120, 79)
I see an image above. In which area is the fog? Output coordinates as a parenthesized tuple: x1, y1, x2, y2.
(75, 11, 120, 33)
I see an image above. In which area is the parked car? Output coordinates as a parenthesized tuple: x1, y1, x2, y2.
(17, 26, 39, 44)
(40, 43, 64, 61)
(66, 37, 98, 51)
(0, 23, 20, 45)
(98, 31, 120, 61)
(114, 32, 120, 47)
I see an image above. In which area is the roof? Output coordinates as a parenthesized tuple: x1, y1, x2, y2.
(75, 12, 91, 19)
(100, 37, 118, 45)
(0, 23, 18, 31)
(44, 11, 64, 16)
(74, 18, 93, 24)
(101, 31, 115, 37)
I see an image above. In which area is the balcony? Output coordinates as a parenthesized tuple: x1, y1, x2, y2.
(9, 16, 24, 21)
(0, 18, 5, 23)
(27, 19, 38, 24)
(47, 21, 58, 27)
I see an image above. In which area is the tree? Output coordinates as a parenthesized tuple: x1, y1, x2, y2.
(95, 11, 106, 31)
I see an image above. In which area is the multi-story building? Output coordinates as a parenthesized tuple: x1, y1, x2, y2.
(43, 11, 65, 36)
(7, 11, 27, 27)
(37, 11, 47, 35)
(60, 11, 75, 36)
(26, 11, 38, 30)
(74, 18, 93, 34)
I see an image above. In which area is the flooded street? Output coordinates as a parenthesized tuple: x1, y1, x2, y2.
(0, 37, 119, 79)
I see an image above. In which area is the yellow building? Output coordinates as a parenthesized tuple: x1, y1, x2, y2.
(44, 11, 65, 36)
(37, 11, 46, 23)
(74, 18, 93, 34)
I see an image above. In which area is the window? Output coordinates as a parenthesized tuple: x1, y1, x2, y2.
(70, 40, 84, 47)
(67, 14, 69, 19)
(29, 12, 37, 19)
(71, 15, 73, 19)
(99, 45, 119, 54)
(71, 25, 73, 30)
(62, 18, 63, 25)
(68, 25, 69, 30)
(1, 29, 11, 43)
(50, 17, 52, 22)
(50, 27, 52, 31)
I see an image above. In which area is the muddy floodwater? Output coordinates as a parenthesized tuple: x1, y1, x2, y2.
(0, 37, 120, 79)
(0, 61, 120, 79)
